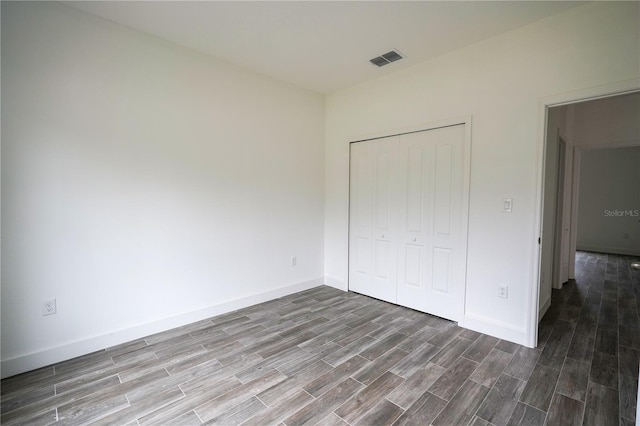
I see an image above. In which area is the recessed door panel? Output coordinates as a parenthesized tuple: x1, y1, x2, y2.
(375, 240, 390, 279)
(433, 143, 453, 237)
(405, 147, 425, 233)
(375, 152, 391, 231)
(432, 247, 451, 293)
(352, 153, 372, 236)
(404, 244, 422, 287)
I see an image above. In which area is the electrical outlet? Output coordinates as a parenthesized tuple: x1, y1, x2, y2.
(291, 256, 297, 267)
(498, 285, 508, 299)
(42, 298, 57, 316)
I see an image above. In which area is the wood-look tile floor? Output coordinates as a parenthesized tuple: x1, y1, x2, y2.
(2, 251, 638, 425)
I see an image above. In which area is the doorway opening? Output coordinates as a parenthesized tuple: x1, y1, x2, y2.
(537, 90, 640, 346)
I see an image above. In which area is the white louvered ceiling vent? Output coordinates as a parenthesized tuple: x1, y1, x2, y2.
(370, 50, 404, 67)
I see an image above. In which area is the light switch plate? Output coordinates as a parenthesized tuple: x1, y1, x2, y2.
(503, 198, 513, 213)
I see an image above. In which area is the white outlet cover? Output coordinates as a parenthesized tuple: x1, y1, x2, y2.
(42, 298, 57, 316)
(498, 286, 508, 298)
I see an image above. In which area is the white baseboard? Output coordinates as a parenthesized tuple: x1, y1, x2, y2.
(323, 276, 347, 291)
(1, 278, 324, 379)
(577, 245, 640, 257)
(461, 312, 531, 347)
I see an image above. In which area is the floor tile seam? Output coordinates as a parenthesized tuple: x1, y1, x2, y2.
(332, 410, 357, 426)
(500, 370, 532, 385)
(1, 370, 126, 421)
(117, 355, 200, 384)
(518, 360, 560, 414)
(473, 418, 498, 426)
(348, 372, 371, 388)
(553, 369, 589, 405)
(331, 388, 394, 426)
(188, 328, 232, 342)
(151, 334, 215, 353)
(546, 329, 586, 418)
(588, 366, 621, 392)
(146, 365, 199, 394)
(52, 350, 110, 370)
(190, 383, 257, 423)
(115, 351, 160, 367)
(617, 355, 638, 422)
(51, 357, 117, 383)
(535, 357, 564, 372)
(395, 391, 447, 426)
(620, 412, 637, 422)
(0, 405, 47, 426)
(434, 379, 488, 426)
(473, 397, 510, 426)
(58, 395, 129, 426)
(515, 399, 549, 419)
(466, 373, 500, 423)
(0, 372, 56, 395)
(271, 388, 317, 426)
(460, 349, 490, 364)
(192, 409, 205, 424)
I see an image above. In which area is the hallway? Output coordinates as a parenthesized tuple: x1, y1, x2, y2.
(537, 251, 639, 425)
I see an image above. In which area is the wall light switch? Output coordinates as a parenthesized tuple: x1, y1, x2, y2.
(503, 198, 513, 213)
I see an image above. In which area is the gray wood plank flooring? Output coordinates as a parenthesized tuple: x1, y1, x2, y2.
(1, 251, 637, 425)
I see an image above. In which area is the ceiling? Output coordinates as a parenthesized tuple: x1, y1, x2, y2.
(65, 1, 584, 94)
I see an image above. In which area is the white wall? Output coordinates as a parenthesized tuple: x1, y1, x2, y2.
(577, 147, 640, 256)
(572, 92, 640, 148)
(324, 2, 640, 345)
(1, 2, 325, 377)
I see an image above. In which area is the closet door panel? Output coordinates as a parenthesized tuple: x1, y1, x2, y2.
(349, 124, 466, 321)
(397, 125, 465, 321)
(397, 136, 431, 301)
(348, 137, 398, 303)
(349, 145, 373, 292)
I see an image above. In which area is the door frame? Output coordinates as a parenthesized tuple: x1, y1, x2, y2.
(347, 115, 473, 323)
(531, 79, 639, 348)
(552, 136, 567, 290)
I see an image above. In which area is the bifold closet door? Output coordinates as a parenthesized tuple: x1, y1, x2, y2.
(396, 125, 465, 321)
(348, 124, 466, 322)
(348, 136, 399, 304)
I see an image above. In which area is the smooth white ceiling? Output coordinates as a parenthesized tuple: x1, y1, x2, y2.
(65, 1, 583, 94)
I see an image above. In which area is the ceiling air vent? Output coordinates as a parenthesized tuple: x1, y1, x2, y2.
(370, 50, 404, 67)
